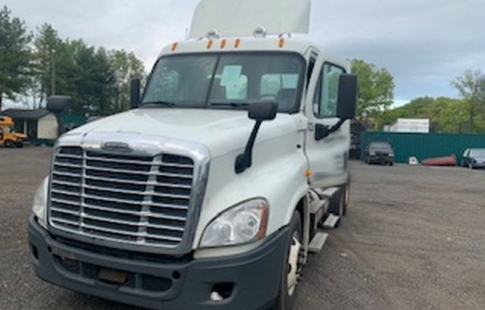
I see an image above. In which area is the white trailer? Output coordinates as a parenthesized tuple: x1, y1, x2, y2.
(389, 118, 430, 133)
(28, 1, 358, 309)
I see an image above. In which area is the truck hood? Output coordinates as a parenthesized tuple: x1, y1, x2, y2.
(66, 108, 297, 157)
(472, 156, 485, 162)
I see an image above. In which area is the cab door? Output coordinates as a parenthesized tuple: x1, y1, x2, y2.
(304, 54, 351, 189)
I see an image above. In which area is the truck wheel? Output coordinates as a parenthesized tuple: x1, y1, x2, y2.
(342, 178, 351, 216)
(4, 140, 14, 148)
(15, 142, 24, 148)
(329, 179, 350, 217)
(273, 211, 302, 310)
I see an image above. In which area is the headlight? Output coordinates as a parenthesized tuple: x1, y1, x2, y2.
(370, 151, 376, 156)
(200, 198, 269, 248)
(32, 177, 49, 229)
(389, 153, 395, 157)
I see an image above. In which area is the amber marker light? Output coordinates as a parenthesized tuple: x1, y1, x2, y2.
(171, 42, 178, 52)
(278, 38, 285, 48)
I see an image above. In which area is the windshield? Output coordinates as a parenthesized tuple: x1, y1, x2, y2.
(369, 142, 392, 150)
(142, 52, 305, 112)
(1, 126, 13, 134)
(470, 149, 485, 157)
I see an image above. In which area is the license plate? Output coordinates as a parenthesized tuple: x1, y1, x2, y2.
(98, 268, 128, 285)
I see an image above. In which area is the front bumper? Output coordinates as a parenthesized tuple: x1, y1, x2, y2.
(471, 162, 485, 169)
(368, 155, 394, 164)
(28, 215, 288, 310)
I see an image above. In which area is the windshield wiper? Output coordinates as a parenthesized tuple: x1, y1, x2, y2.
(142, 101, 177, 107)
(210, 102, 251, 108)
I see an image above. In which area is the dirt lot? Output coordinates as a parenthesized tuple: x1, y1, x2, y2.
(0, 147, 484, 310)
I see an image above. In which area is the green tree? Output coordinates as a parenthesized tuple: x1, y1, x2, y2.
(108, 50, 145, 112)
(452, 70, 485, 133)
(0, 6, 32, 110)
(437, 99, 469, 133)
(62, 40, 116, 116)
(351, 59, 395, 121)
(379, 96, 468, 133)
(32, 23, 64, 103)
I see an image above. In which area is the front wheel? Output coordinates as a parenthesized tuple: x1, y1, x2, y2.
(273, 211, 302, 310)
(4, 140, 14, 148)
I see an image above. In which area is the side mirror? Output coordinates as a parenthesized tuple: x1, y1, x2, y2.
(235, 101, 278, 174)
(130, 78, 141, 109)
(46, 96, 72, 114)
(47, 96, 72, 136)
(248, 101, 278, 121)
(336, 74, 358, 120)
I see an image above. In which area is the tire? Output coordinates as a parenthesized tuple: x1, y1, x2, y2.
(273, 211, 302, 310)
(15, 142, 23, 148)
(4, 140, 14, 148)
(329, 178, 350, 217)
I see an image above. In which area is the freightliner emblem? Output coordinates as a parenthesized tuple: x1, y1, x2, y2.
(102, 142, 133, 152)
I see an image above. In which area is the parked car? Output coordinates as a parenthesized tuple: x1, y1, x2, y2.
(461, 148, 485, 169)
(364, 141, 395, 165)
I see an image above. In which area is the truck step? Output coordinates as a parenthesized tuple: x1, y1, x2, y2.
(322, 214, 340, 229)
(308, 231, 329, 253)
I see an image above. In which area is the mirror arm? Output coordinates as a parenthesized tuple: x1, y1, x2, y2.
(235, 120, 263, 174)
(54, 113, 64, 136)
(315, 118, 347, 141)
(130, 79, 141, 109)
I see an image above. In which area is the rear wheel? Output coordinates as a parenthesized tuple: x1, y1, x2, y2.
(329, 178, 350, 217)
(4, 140, 14, 148)
(273, 211, 302, 310)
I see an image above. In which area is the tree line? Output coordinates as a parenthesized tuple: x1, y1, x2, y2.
(0, 6, 145, 116)
(351, 59, 485, 134)
(2, 5, 484, 132)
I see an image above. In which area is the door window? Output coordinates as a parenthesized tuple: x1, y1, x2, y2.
(313, 63, 345, 118)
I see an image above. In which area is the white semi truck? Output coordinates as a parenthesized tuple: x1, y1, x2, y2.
(28, 0, 358, 309)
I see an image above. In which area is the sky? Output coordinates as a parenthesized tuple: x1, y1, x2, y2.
(3, 0, 484, 107)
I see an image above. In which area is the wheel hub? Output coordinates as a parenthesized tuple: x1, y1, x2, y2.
(287, 233, 301, 296)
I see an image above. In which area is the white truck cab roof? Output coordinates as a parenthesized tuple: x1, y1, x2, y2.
(189, 0, 311, 39)
(156, 0, 347, 70)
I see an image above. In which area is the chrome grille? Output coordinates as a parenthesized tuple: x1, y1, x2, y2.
(49, 146, 194, 248)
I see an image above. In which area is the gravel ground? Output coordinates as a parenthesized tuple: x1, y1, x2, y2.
(0, 147, 484, 310)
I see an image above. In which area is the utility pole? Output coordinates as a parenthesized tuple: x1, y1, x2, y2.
(50, 52, 56, 95)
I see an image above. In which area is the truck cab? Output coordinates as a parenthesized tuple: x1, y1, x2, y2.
(28, 1, 357, 309)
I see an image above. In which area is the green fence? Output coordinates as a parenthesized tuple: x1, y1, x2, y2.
(361, 132, 485, 164)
